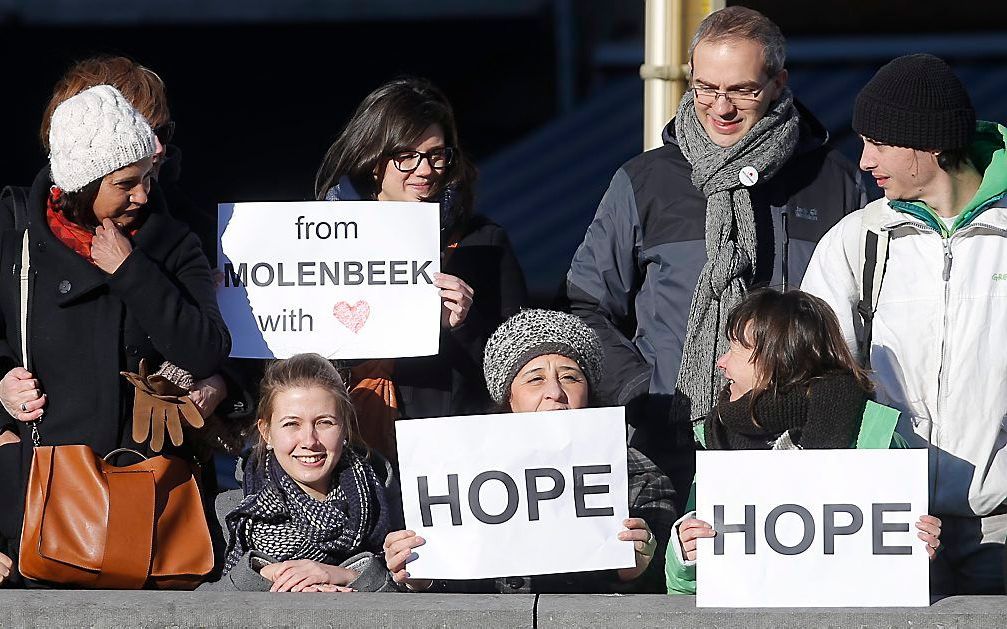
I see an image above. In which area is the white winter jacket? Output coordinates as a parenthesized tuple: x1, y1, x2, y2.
(803, 197, 1007, 517)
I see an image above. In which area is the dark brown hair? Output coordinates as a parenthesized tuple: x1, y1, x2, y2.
(725, 288, 873, 405)
(53, 179, 103, 228)
(313, 77, 476, 220)
(255, 353, 366, 462)
(40, 55, 170, 151)
(937, 146, 973, 172)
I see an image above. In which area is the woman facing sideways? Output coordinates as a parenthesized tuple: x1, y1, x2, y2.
(666, 288, 942, 595)
(0, 85, 229, 585)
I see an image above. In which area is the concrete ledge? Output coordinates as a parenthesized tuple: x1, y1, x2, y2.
(537, 594, 1007, 628)
(1, 591, 1005, 628)
(0, 591, 535, 629)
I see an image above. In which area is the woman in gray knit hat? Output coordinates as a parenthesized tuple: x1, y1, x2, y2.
(382, 309, 677, 594)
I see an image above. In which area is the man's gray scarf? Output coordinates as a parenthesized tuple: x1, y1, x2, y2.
(672, 88, 799, 422)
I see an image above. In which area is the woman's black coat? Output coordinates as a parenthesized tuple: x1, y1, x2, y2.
(392, 213, 527, 419)
(0, 167, 230, 552)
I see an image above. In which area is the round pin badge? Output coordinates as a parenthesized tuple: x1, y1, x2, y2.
(739, 166, 759, 187)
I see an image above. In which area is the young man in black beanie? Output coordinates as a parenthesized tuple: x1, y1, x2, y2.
(803, 53, 1007, 595)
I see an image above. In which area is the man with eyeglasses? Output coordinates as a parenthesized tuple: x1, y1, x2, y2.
(566, 6, 865, 504)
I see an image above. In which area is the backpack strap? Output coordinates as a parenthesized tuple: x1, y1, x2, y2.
(855, 201, 891, 369)
(855, 400, 901, 449)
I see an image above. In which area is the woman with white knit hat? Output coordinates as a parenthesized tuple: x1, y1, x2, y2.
(0, 85, 229, 585)
(382, 309, 677, 594)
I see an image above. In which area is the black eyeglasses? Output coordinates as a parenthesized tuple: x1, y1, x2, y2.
(692, 78, 772, 110)
(153, 121, 175, 145)
(388, 147, 455, 173)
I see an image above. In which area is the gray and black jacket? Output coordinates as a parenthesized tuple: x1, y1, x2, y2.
(566, 104, 867, 449)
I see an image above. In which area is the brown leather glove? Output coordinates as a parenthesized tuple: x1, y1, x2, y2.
(121, 359, 205, 452)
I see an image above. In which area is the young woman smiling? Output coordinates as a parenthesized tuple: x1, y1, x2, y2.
(314, 77, 527, 464)
(211, 354, 393, 593)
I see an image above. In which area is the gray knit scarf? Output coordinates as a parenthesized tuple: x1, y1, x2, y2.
(223, 447, 388, 574)
(672, 88, 799, 423)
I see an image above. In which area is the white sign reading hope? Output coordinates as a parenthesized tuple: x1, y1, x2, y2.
(216, 201, 441, 359)
(396, 408, 634, 580)
(696, 449, 929, 608)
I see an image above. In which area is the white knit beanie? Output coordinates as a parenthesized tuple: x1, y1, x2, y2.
(48, 85, 156, 193)
(483, 309, 604, 404)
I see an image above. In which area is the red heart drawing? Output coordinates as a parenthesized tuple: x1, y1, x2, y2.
(333, 300, 370, 334)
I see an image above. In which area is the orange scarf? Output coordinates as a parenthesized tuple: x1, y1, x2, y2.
(46, 189, 98, 263)
(45, 187, 140, 264)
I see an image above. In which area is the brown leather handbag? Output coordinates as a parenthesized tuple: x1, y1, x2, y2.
(19, 446, 214, 589)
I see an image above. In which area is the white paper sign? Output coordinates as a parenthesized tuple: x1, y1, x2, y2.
(696, 449, 929, 607)
(216, 201, 441, 359)
(395, 407, 634, 580)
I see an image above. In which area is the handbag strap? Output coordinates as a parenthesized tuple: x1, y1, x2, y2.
(19, 228, 29, 371)
(17, 228, 42, 447)
(103, 448, 148, 464)
(93, 469, 156, 589)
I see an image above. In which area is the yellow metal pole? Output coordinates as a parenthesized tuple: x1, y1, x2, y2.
(641, 0, 725, 151)
(641, 0, 675, 152)
(668, 0, 685, 125)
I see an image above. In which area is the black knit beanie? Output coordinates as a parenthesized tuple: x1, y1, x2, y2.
(853, 53, 975, 151)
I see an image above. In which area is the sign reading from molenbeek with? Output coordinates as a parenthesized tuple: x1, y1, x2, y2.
(696, 449, 929, 607)
(217, 201, 441, 359)
(396, 407, 635, 580)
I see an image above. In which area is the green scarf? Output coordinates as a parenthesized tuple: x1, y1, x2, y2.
(889, 121, 1007, 236)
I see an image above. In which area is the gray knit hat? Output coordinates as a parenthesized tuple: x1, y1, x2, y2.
(483, 309, 604, 404)
(48, 85, 156, 193)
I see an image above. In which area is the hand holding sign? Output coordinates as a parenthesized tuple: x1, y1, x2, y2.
(433, 273, 473, 329)
(383, 530, 433, 590)
(916, 515, 941, 559)
(616, 517, 657, 582)
(679, 517, 715, 562)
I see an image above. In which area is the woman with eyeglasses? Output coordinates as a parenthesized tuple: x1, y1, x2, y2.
(314, 77, 528, 464)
